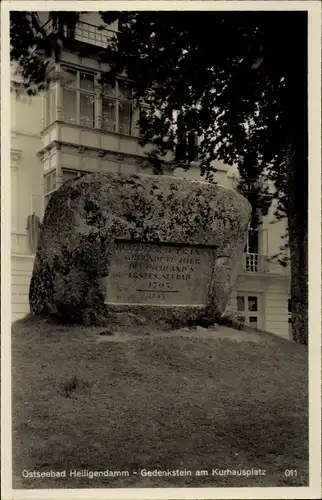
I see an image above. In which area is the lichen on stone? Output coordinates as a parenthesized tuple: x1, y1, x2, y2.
(29, 172, 251, 328)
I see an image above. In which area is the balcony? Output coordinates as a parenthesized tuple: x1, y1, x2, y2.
(42, 18, 117, 49)
(242, 253, 290, 276)
(244, 253, 269, 273)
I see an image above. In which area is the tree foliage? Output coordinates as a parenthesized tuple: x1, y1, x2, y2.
(100, 11, 308, 345)
(10, 11, 49, 94)
(101, 12, 305, 206)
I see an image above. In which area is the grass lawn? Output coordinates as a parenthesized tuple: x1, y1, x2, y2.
(11, 316, 308, 489)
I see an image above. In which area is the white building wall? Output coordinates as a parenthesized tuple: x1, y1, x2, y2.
(226, 289, 238, 314)
(227, 275, 290, 339)
(11, 88, 43, 321)
(265, 282, 290, 340)
(11, 256, 35, 321)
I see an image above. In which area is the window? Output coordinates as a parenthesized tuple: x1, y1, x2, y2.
(246, 229, 259, 254)
(248, 296, 258, 311)
(249, 316, 258, 327)
(62, 87, 77, 124)
(43, 169, 89, 207)
(62, 169, 79, 183)
(102, 81, 133, 135)
(60, 67, 134, 135)
(44, 171, 57, 207)
(119, 100, 132, 135)
(102, 94, 117, 132)
(175, 112, 199, 163)
(45, 87, 57, 127)
(62, 168, 88, 183)
(61, 68, 95, 128)
(80, 92, 95, 127)
(63, 68, 77, 87)
(80, 72, 95, 127)
(244, 226, 261, 271)
(71, 21, 116, 49)
(237, 293, 260, 329)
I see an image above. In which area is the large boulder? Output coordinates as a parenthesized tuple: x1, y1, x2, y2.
(29, 172, 251, 328)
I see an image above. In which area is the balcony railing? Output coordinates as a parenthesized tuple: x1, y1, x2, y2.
(42, 18, 117, 49)
(242, 253, 290, 276)
(244, 253, 269, 273)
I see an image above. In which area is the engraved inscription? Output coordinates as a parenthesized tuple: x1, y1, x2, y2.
(105, 242, 214, 306)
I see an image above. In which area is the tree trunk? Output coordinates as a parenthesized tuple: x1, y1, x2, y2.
(284, 14, 308, 345)
(286, 144, 308, 345)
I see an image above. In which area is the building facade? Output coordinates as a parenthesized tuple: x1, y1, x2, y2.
(10, 12, 292, 339)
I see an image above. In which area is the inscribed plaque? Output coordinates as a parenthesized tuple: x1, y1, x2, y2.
(105, 241, 215, 306)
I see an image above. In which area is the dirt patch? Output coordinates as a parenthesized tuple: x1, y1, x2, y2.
(96, 324, 281, 344)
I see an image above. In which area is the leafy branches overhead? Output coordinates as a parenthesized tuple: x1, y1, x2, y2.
(99, 11, 309, 345)
(10, 11, 84, 94)
(10, 12, 49, 94)
(10, 11, 307, 200)
(99, 11, 306, 216)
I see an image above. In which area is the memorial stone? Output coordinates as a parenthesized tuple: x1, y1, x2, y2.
(29, 172, 251, 328)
